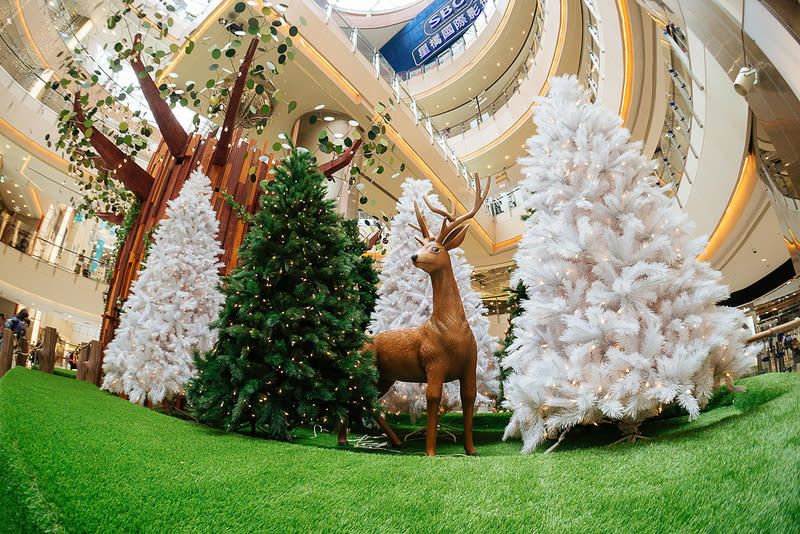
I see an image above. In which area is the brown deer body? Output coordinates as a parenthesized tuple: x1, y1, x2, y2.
(339, 176, 489, 456)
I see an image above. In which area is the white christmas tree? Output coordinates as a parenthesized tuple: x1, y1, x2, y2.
(370, 178, 499, 419)
(102, 169, 225, 405)
(502, 76, 755, 453)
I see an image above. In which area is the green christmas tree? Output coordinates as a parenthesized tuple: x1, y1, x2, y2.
(341, 218, 380, 322)
(494, 279, 528, 405)
(494, 208, 533, 406)
(187, 149, 380, 441)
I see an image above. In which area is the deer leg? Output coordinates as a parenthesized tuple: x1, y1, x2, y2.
(425, 377, 443, 456)
(460, 370, 478, 456)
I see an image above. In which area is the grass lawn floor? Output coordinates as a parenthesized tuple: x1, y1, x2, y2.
(1, 367, 798, 533)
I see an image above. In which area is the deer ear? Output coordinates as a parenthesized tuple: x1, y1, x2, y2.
(442, 224, 469, 250)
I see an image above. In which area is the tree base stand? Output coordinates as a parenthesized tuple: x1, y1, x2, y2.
(544, 430, 567, 453)
(609, 422, 650, 446)
(403, 423, 459, 444)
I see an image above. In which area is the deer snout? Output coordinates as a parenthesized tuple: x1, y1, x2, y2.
(411, 254, 418, 263)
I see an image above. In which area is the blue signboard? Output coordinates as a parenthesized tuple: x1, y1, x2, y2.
(379, 0, 486, 73)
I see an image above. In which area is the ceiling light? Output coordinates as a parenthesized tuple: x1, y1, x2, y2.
(348, 120, 359, 126)
(323, 116, 335, 121)
(761, 258, 767, 262)
(505, 155, 509, 159)
(14, 183, 18, 187)
(314, 104, 325, 110)
(487, 165, 491, 169)
(4, 145, 8, 149)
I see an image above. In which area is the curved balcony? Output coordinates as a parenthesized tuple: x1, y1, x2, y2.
(426, 2, 545, 137)
(443, 0, 581, 161)
(0, 239, 106, 332)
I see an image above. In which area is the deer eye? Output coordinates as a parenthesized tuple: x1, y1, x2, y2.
(431, 247, 440, 252)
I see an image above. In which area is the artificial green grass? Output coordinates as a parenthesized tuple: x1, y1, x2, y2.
(29, 365, 77, 378)
(1, 367, 798, 533)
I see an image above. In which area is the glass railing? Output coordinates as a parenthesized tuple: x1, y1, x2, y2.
(1, 229, 112, 284)
(653, 23, 699, 203)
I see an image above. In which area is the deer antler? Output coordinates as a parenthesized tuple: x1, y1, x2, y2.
(423, 173, 489, 243)
(410, 200, 431, 245)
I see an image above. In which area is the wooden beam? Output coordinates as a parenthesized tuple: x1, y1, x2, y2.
(212, 37, 259, 168)
(97, 212, 124, 225)
(72, 93, 154, 201)
(367, 228, 382, 250)
(319, 137, 362, 177)
(130, 34, 189, 159)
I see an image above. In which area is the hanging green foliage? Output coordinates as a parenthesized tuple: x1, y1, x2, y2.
(48, 1, 303, 218)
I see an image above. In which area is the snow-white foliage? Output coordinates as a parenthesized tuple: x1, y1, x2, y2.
(370, 178, 499, 418)
(102, 169, 225, 405)
(502, 76, 756, 453)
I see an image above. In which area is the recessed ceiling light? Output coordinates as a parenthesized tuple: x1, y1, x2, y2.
(761, 258, 767, 262)
(496, 62, 500, 66)
(487, 165, 492, 169)
(348, 120, 359, 126)
(314, 104, 325, 110)
(505, 155, 509, 159)
(13, 183, 18, 187)
(323, 116, 335, 121)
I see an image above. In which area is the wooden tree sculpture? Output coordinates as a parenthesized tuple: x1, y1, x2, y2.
(339, 176, 489, 456)
(67, 34, 276, 352)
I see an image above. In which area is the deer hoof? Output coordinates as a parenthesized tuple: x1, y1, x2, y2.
(337, 440, 349, 448)
(467, 451, 479, 457)
(391, 442, 408, 450)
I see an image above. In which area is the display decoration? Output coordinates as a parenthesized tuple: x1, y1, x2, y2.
(339, 176, 490, 456)
(102, 169, 225, 405)
(187, 149, 380, 441)
(502, 76, 756, 453)
(370, 178, 498, 420)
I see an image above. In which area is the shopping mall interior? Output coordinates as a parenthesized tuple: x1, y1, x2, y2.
(0, 0, 798, 531)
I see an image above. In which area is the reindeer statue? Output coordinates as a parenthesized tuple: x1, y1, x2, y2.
(339, 176, 489, 456)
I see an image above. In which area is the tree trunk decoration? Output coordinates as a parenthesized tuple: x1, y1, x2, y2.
(0, 328, 13, 378)
(37, 327, 59, 374)
(77, 340, 103, 387)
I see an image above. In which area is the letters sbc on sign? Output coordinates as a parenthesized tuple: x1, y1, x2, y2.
(413, 0, 484, 66)
(425, 0, 469, 35)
